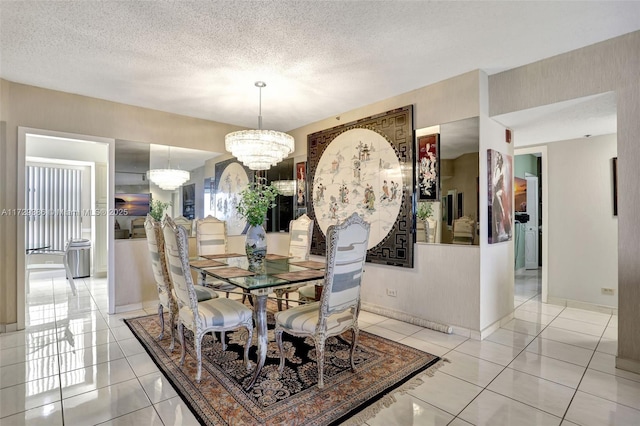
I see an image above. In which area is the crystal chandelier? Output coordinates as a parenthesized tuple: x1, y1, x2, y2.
(146, 146, 190, 191)
(225, 81, 294, 171)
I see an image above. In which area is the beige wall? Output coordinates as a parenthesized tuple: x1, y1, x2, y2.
(0, 80, 244, 326)
(546, 134, 618, 308)
(489, 30, 640, 371)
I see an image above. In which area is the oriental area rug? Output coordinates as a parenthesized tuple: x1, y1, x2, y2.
(125, 309, 444, 426)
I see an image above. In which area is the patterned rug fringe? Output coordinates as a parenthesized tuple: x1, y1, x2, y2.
(341, 358, 449, 426)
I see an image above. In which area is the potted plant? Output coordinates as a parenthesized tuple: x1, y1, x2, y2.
(236, 177, 280, 270)
(149, 199, 172, 221)
(416, 202, 433, 242)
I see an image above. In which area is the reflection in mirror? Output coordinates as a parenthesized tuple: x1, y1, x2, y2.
(266, 158, 294, 232)
(416, 117, 479, 245)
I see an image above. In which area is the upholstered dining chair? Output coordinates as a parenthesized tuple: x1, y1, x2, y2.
(452, 216, 476, 245)
(273, 214, 314, 310)
(274, 212, 370, 388)
(173, 216, 192, 236)
(143, 215, 218, 350)
(163, 215, 254, 383)
(195, 215, 237, 297)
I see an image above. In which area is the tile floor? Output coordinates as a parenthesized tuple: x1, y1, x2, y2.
(1, 269, 639, 425)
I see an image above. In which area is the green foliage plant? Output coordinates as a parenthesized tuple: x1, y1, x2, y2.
(149, 199, 172, 221)
(417, 202, 433, 221)
(237, 178, 280, 226)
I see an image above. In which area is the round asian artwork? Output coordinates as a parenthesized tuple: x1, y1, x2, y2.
(215, 162, 249, 235)
(312, 128, 403, 249)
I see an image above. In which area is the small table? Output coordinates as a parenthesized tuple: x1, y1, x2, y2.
(190, 255, 325, 389)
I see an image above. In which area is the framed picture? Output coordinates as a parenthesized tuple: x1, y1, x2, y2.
(296, 161, 307, 207)
(307, 105, 414, 268)
(487, 149, 513, 244)
(613, 157, 618, 216)
(417, 133, 440, 201)
(182, 183, 195, 220)
(214, 158, 253, 235)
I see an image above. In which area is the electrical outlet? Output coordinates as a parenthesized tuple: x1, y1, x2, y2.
(601, 288, 615, 296)
(386, 288, 397, 297)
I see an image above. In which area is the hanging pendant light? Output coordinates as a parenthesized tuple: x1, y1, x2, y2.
(225, 81, 294, 171)
(146, 146, 190, 191)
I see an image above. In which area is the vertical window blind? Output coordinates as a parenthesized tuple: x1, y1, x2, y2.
(26, 166, 82, 251)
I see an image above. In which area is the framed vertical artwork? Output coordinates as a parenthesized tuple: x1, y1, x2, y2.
(487, 149, 513, 244)
(204, 177, 215, 217)
(182, 183, 195, 220)
(613, 157, 618, 216)
(214, 158, 253, 235)
(417, 133, 440, 201)
(296, 161, 307, 208)
(307, 105, 414, 268)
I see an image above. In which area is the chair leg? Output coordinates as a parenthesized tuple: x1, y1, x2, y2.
(195, 332, 203, 383)
(275, 329, 285, 373)
(157, 303, 165, 340)
(178, 322, 186, 366)
(315, 336, 327, 389)
(350, 327, 359, 372)
(169, 309, 176, 352)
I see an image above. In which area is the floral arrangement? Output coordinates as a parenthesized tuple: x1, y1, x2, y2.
(237, 178, 280, 226)
(416, 202, 433, 221)
(149, 199, 172, 221)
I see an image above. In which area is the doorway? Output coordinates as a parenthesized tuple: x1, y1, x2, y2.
(17, 127, 115, 330)
(514, 146, 548, 303)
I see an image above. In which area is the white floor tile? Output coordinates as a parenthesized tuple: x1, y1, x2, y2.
(138, 372, 178, 404)
(588, 351, 640, 383)
(518, 300, 565, 316)
(525, 336, 594, 367)
(410, 328, 468, 350)
(97, 406, 164, 425)
(57, 328, 116, 354)
(62, 378, 151, 426)
(508, 352, 586, 388)
(109, 325, 136, 342)
(126, 352, 160, 377)
(458, 389, 561, 426)
(361, 325, 406, 342)
(579, 369, 640, 410)
(0, 376, 61, 418)
(357, 311, 388, 325)
(60, 358, 136, 399)
(485, 328, 535, 350)
(558, 308, 611, 326)
(406, 372, 483, 416)
(0, 402, 63, 426)
(549, 317, 606, 337)
(438, 350, 504, 387)
(0, 344, 57, 367)
(487, 368, 575, 417)
(116, 337, 147, 357)
(0, 357, 60, 389)
(376, 318, 425, 336)
(501, 318, 545, 336)
(454, 339, 522, 366)
(57, 342, 125, 373)
(595, 338, 617, 356)
(153, 396, 202, 426)
(366, 392, 454, 426)
(514, 309, 556, 325)
(397, 337, 450, 357)
(565, 390, 640, 426)
(539, 326, 600, 350)
(447, 418, 474, 426)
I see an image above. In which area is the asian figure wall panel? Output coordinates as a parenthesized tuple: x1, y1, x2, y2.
(214, 158, 253, 235)
(307, 106, 414, 268)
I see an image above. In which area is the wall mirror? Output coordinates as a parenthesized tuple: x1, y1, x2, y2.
(266, 158, 294, 232)
(416, 116, 479, 245)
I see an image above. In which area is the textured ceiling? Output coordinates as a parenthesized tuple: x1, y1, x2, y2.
(1, 1, 638, 145)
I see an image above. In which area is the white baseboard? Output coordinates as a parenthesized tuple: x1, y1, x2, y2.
(547, 296, 617, 315)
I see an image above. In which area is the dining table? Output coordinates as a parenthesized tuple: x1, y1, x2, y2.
(190, 253, 326, 389)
